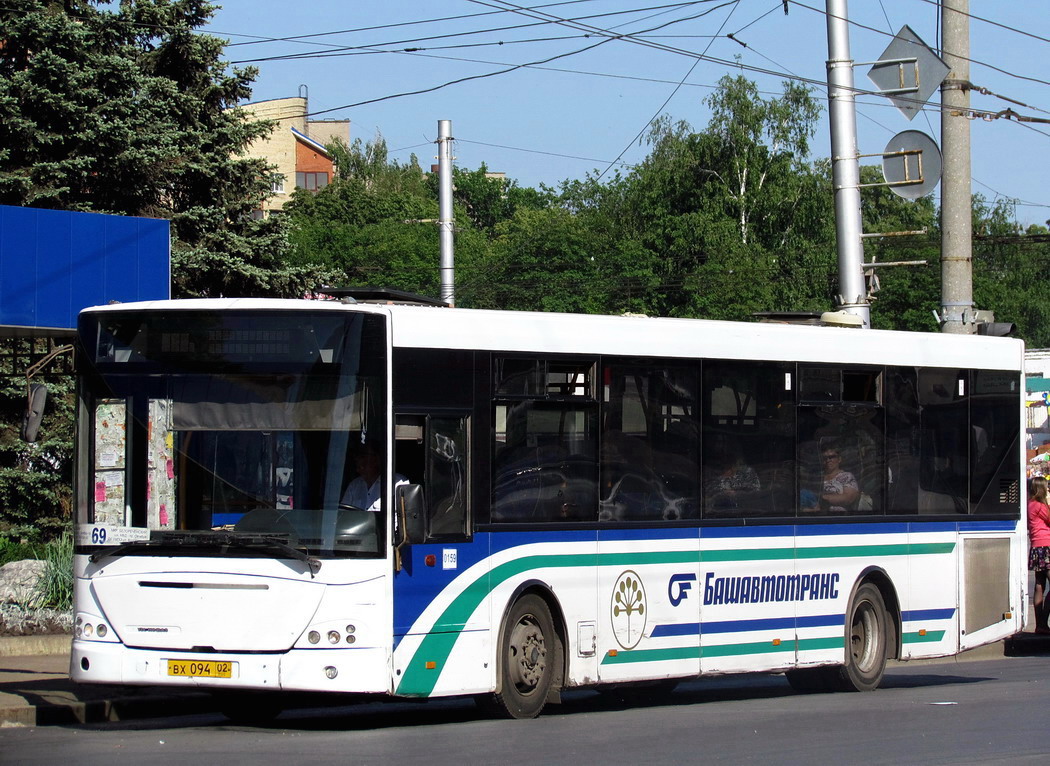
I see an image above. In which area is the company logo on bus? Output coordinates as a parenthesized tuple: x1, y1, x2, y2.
(611, 570, 647, 649)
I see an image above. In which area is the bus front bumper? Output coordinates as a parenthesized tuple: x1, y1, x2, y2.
(70, 640, 392, 695)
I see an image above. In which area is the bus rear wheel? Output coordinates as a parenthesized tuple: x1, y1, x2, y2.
(491, 594, 559, 719)
(833, 582, 888, 692)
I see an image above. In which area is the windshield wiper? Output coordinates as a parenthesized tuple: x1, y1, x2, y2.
(221, 533, 322, 577)
(89, 538, 166, 564)
(89, 531, 321, 576)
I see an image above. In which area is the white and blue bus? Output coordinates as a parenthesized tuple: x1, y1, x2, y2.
(70, 296, 1026, 720)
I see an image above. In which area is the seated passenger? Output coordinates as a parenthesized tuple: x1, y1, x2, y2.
(341, 441, 408, 512)
(813, 444, 860, 513)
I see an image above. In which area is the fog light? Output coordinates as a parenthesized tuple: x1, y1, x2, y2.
(96, 624, 108, 638)
(84, 624, 94, 637)
(346, 635, 356, 645)
(327, 630, 340, 645)
(324, 666, 338, 679)
(75, 626, 83, 638)
(346, 624, 356, 635)
(308, 631, 320, 644)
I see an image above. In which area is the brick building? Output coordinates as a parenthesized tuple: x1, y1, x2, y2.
(239, 95, 350, 214)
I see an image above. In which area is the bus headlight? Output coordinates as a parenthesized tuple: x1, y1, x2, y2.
(301, 622, 363, 648)
(75, 613, 118, 643)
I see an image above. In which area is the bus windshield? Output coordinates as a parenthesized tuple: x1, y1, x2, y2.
(76, 308, 389, 558)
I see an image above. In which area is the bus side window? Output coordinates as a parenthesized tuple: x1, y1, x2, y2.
(426, 416, 470, 538)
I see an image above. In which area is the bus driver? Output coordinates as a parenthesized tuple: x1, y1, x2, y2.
(341, 441, 408, 512)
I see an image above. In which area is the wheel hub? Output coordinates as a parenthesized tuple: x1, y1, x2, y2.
(509, 618, 547, 691)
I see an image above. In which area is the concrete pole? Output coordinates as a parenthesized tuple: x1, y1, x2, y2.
(940, 0, 974, 334)
(437, 120, 455, 307)
(825, 0, 869, 328)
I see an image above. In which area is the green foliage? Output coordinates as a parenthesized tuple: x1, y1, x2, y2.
(450, 164, 554, 234)
(0, 536, 38, 566)
(32, 532, 73, 610)
(286, 134, 498, 300)
(0, 341, 73, 542)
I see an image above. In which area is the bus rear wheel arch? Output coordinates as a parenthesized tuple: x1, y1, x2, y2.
(488, 592, 564, 719)
(833, 581, 890, 692)
(786, 578, 895, 694)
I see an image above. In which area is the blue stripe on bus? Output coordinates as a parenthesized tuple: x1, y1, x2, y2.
(701, 525, 793, 539)
(650, 613, 844, 638)
(795, 523, 911, 536)
(597, 527, 700, 542)
(902, 608, 956, 622)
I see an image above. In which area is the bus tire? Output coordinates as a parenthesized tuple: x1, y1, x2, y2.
(492, 593, 559, 719)
(834, 582, 888, 692)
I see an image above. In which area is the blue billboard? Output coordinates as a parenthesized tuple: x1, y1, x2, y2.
(0, 205, 169, 331)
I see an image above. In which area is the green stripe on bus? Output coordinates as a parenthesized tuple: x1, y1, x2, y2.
(395, 541, 955, 695)
(602, 646, 701, 664)
(600, 635, 845, 664)
(902, 630, 946, 644)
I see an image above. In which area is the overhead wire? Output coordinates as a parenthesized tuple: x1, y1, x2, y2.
(913, 0, 1050, 47)
(787, 0, 1050, 89)
(230, 1, 710, 64)
(301, 1, 751, 118)
(595, 0, 739, 180)
(222, 0, 604, 47)
(220, 2, 1048, 211)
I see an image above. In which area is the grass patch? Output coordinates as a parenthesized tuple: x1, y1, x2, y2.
(33, 533, 73, 610)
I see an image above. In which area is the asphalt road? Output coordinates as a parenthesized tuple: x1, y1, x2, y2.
(2, 655, 1048, 765)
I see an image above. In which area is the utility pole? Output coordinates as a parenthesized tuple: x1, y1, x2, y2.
(437, 120, 455, 307)
(824, 0, 869, 328)
(939, 0, 973, 334)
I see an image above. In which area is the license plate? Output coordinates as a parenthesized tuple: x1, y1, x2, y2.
(167, 659, 234, 678)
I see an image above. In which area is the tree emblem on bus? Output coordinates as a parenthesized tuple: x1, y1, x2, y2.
(611, 570, 646, 649)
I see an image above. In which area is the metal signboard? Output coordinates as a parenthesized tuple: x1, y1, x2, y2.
(882, 130, 942, 199)
(0, 205, 170, 333)
(867, 25, 950, 121)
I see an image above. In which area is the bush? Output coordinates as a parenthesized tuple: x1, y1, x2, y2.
(0, 536, 39, 567)
(33, 533, 73, 611)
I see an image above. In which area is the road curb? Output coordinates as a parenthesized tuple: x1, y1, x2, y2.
(1, 691, 216, 727)
(0, 634, 71, 657)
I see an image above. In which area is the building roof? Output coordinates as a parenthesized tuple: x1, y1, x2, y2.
(290, 126, 330, 156)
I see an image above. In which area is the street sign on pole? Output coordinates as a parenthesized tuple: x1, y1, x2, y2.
(882, 130, 942, 199)
(867, 25, 949, 121)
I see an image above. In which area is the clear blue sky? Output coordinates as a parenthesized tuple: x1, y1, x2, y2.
(208, 1, 1050, 225)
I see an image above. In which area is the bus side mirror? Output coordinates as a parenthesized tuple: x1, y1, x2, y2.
(20, 383, 48, 443)
(396, 484, 426, 545)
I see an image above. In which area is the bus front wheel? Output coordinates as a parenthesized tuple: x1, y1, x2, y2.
(834, 582, 888, 692)
(491, 594, 559, 719)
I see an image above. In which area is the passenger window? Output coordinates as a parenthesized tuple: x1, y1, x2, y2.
(601, 363, 698, 522)
(492, 402, 597, 523)
(491, 356, 598, 524)
(702, 361, 795, 518)
(917, 369, 969, 513)
(798, 366, 884, 516)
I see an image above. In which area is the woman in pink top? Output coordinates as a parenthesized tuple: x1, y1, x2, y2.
(1027, 476, 1050, 634)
